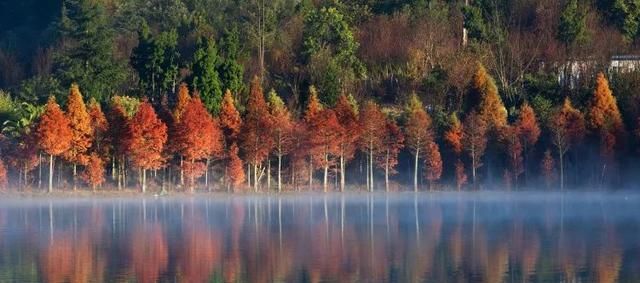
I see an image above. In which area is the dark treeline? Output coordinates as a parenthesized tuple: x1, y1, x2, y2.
(0, 0, 640, 192)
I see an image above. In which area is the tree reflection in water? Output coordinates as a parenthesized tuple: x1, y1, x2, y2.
(0, 193, 637, 282)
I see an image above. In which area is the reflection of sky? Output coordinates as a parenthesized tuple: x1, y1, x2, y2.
(0, 192, 638, 282)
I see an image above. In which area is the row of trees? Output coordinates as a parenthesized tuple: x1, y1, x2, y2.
(0, 63, 631, 192)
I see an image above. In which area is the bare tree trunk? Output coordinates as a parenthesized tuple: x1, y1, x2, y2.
(277, 153, 282, 193)
(340, 153, 345, 192)
(73, 163, 77, 191)
(385, 149, 390, 192)
(369, 147, 374, 192)
(309, 157, 313, 191)
(414, 148, 420, 192)
(462, 0, 469, 47)
(267, 159, 271, 192)
(205, 158, 210, 192)
(48, 155, 53, 193)
(254, 163, 258, 192)
(559, 150, 564, 191)
(247, 163, 251, 188)
(142, 169, 146, 193)
(323, 164, 328, 193)
(180, 156, 184, 187)
(38, 153, 43, 189)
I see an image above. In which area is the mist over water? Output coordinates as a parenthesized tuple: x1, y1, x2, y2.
(0, 192, 638, 282)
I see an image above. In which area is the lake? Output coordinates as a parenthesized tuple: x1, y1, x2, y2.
(0, 192, 638, 282)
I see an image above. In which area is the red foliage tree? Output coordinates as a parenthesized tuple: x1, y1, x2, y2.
(359, 101, 386, 191)
(377, 120, 404, 192)
(240, 77, 273, 191)
(36, 96, 73, 193)
(127, 101, 168, 193)
(227, 143, 245, 191)
(424, 141, 443, 190)
(63, 84, 94, 190)
(404, 94, 433, 192)
(333, 94, 360, 191)
(175, 96, 223, 191)
(82, 153, 105, 191)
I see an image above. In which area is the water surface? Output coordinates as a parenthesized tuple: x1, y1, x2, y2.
(0, 192, 638, 282)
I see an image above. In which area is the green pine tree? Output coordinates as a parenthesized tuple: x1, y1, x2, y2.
(191, 36, 223, 115)
(54, 0, 125, 102)
(218, 26, 245, 97)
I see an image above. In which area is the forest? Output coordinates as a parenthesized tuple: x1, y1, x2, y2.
(1, 0, 640, 192)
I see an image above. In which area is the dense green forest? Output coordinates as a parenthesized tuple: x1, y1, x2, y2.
(1, 0, 640, 192)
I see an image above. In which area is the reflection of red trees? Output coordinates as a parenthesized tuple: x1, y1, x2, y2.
(130, 224, 168, 283)
(224, 201, 245, 283)
(26, 201, 638, 283)
(39, 230, 105, 283)
(177, 220, 222, 282)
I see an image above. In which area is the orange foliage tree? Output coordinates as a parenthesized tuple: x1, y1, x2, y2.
(36, 96, 73, 193)
(173, 83, 192, 122)
(302, 87, 324, 190)
(463, 110, 488, 186)
(403, 94, 433, 192)
(500, 125, 524, 189)
(541, 149, 556, 189)
(107, 97, 132, 190)
(88, 98, 109, 156)
(82, 153, 105, 191)
(514, 103, 540, 184)
(308, 107, 342, 192)
(377, 120, 404, 192)
(175, 96, 223, 192)
(220, 90, 243, 142)
(333, 94, 360, 192)
(5, 130, 39, 190)
(444, 113, 467, 190)
(0, 158, 7, 189)
(268, 90, 293, 192)
(586, 72, 625, 176)
(227, 143, 245, 191)
(171, 83, 191, 187)
(127, 101, 168, 193)
(549, 98, 585, 190)
(473, 63, 507, 131)
(240, 77, 273, 191)
(63, 84, 94, 190)
(424, 141, 443, 190)
(359, 101, 386, 192)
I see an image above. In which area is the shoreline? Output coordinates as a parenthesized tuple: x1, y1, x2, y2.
(0, 187, 638, 200)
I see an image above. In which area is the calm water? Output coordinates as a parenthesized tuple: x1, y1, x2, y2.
(0, 193, 639, 283)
